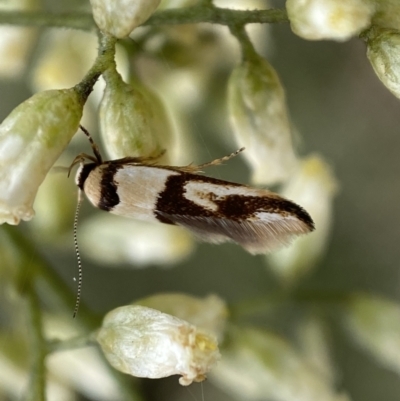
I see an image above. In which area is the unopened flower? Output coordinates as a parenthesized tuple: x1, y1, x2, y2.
(210, 327, 350, 401)
(364, 26, 400, 99)
(97, 305, 220, 385)
(267, 155, 337, 284)
(228, 52, 298, 186)
(90, 0, 161, 38)
(80, 214, 194, 266)
(343, 293, 400, 375)
(135, 293, 228, 340)
(99, 68, 176, 164)
(0, 88, 84, 225)
(287, 0, 374, 41)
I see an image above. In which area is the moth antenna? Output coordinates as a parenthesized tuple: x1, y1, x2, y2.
(73, 189, 84, 318)
(79, 125, 103, 164)
(197, 147, 245, 169)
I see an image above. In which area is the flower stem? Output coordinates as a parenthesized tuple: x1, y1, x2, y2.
(0, 7, 288, 30)
(23, 287, 46, 401)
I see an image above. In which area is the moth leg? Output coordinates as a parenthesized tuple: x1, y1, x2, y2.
(68, 153, 98, 177)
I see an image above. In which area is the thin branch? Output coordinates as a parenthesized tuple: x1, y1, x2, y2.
(0, 7, 288, 30)
(24, 287, 47, 401)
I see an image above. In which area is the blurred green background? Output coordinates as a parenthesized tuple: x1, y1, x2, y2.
(2, 0, 400, 400)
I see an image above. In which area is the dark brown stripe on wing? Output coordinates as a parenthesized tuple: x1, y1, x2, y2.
(155, 173, 216, 224)
(98, 164, 121, 211)
(155, 173, 315, 230)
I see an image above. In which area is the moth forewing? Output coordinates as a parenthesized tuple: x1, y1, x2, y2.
(75, 151, 314, 255)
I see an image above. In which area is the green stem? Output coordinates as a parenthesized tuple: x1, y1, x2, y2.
(75, 31, 117, 102)
(0, 7, 288, 30)
(228, 24, 258, 62)
(24, 287, 47, 401)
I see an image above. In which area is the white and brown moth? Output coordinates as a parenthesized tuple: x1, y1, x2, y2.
(70, 127, 314, 255)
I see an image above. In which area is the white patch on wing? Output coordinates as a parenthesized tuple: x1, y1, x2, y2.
(112, 166, 179, 222)
(184, 181, 274, 211)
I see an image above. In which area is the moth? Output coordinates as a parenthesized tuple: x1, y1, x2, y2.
(70, 127, 315, 255)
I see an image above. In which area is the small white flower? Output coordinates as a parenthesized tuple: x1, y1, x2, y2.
(343, 293, 400, 375)
(97, 305, 220, 385)
(228, 52, 298, 186)
(365, 26, 400, 99)
(0, 89, 84, 225)
(287, 0, 374, 41)
(90, 0, 161, 38)
(266, 155, 338, 284)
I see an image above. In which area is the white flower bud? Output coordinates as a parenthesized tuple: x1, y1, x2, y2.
(266, 155, 338, 284)
(343, 293, 400, 375)
(0, 89, 84, 225)
(97, 305, 220, 385)
(90, 0, 161, 38)
(80, 214, 194, 266)
(210, 327, 350, 401)
(99, 69, 176, 164)
(287, 0, 374, 41)
(135, 293, 228, 340)
(228, 52, 298, 186)
(365, 26, 400, 99)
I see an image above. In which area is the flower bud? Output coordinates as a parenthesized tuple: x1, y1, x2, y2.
(287, 0, 374, 41)
(364, 26, 400, 99)
(0, 89, 84, 225)
(80, 214, 194, 266)
(135, 293, 228, 340)
(90, 0, 161, 38)
(228, 52, 298, 186)
(97, 305, 220, 385)
(342, 293, 400, 375)
(99, 69, 176, 164)
(210, 327, 350, 401)
(266, 155, 337, 284)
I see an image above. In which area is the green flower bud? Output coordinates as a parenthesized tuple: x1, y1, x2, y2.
(211, 327, 350, 401)
(135, 293, 228, 340)
(228, 53, 298, 186)
(97, 305, 220, 385)
(0, 89, 84, 225)
(365, 26, 400, 99)
(343, 293, 400, 375)
(99, 69, 176, 163)
(90, 0, 161, 38)
(266, 155, 338, 285)
(287, 0, 374, 41)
